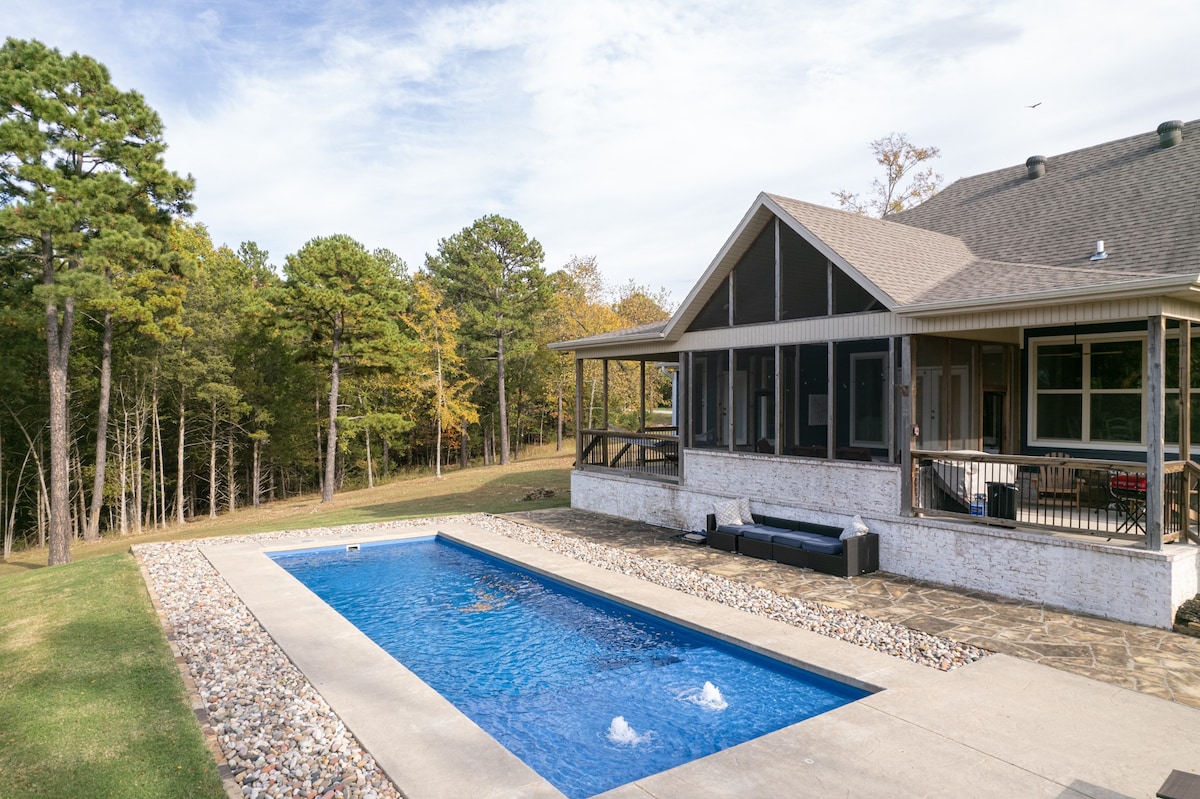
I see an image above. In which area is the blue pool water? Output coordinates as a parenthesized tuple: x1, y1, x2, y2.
(270, 537, 868, 799)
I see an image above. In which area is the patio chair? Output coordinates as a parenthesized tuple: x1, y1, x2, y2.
(1032, 452, 1083, 508)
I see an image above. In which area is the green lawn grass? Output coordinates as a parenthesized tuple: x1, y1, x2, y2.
(0, 554, 226, 798)
(0, 447, 574, 798)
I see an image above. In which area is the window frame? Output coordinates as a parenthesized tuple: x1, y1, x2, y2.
(1028, 333, 1146, 449)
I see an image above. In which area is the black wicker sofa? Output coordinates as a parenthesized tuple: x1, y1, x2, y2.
(705, 512, 879, 578)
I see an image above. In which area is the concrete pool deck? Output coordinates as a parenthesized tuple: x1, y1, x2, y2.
(201, 519, 1200, 799)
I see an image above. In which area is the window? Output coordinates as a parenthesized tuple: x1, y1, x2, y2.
(1030, 336, 1142, 445)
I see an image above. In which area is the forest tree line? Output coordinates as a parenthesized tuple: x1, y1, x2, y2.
(0, 37, 671, 563)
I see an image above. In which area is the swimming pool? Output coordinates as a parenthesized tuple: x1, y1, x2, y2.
(271, 536, 868, 799)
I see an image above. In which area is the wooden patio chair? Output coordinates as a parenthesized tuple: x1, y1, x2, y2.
(1032, 451, 1083, 507)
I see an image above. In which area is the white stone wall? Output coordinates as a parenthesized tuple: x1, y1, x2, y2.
(684, 450, 900, 520)
(569, 460, 1199, 630)
(873, 514, 1198, 629)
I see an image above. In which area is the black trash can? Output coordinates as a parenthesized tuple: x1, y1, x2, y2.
(986, 482, 1018, 520)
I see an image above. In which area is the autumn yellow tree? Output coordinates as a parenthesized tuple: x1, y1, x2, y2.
(833, 133, 942, 217)
(402, 274, 478, 477)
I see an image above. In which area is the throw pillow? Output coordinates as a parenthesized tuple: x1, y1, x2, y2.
(839, 515, 870, 540)
(713, 499, 742, 527)
(736, 496, 752, 522)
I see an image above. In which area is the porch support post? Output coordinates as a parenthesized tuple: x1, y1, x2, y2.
(726, 348, 735, 451)
(888, 337, 897, 464)
(639, 360, 646, 432)
(1181, 321, 1191, 462)
(826, 341, 835, 458)
(774, 345, 782, 455)
(575, 357, 584, 467)
(1147, 315, 1165, 550)
(602, 360, 610, 430)
(900, 336, 914, 516)
(602, 359, 610, 466)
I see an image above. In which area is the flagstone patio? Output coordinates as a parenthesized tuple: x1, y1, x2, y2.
(504, 507, 1200, 709)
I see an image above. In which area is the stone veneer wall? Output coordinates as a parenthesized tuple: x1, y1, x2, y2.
(570, 450, 1200, 630)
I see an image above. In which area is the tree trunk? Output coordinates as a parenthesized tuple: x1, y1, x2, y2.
(72, 449, 85, 540)
(252, 438, 262, 509)
(208, 398, 218, 519)
(227, 429, 236, 514)
(85, 308, 113, 541)
(496, 331, 510, 465)
(148, 390, 158, 530)
(435, 346, 443, 479)
(134, 393, 144, 536)
(154, 389, 167, 528)
(323, 318, 341, 502)
(460, 418, 469, 469)
(118, 409, 129, 535)
(43, 230, 74, 564)
(365, 426, 375, 488)
(175, 389, 186, 525)
(557, 383, 564, 452)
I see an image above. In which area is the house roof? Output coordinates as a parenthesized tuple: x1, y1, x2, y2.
(891, 120, 1200, 279)
(557, 119, 1200, 351)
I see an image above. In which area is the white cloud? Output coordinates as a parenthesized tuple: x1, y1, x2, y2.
(7, 0, 1200, 299)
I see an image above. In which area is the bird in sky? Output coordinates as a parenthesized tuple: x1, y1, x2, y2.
(1026, 102, 1042, 108)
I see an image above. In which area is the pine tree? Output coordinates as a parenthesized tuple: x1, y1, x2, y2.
(425, 216, 549, 465)
(0, 38, 193, 563)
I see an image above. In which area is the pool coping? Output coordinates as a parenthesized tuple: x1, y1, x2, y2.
(200, 519, 1200, 798)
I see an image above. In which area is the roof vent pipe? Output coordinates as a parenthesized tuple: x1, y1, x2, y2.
(1026, 155, 1046, 179)
(1158, 120, 1183, 148)
(1090, 240, 1108, 261)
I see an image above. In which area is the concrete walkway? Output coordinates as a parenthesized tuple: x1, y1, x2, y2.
(505, 508, 1200, 710)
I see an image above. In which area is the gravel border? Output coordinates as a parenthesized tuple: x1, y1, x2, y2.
(136, 514, 991, 799)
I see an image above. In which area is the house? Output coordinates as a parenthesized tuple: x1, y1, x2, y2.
(551, 119, 1200, 630)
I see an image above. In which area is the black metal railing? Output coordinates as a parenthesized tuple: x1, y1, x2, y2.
(912, 450, 1196, 543)
(578, 428, 679, 481)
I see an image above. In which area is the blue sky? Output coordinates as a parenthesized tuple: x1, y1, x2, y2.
(9, 0, 1200, 302)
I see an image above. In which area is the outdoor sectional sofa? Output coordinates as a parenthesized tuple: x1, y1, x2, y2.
(705, 512, 880, 578)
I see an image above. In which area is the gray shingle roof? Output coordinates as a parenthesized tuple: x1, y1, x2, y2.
(550, 320, 668, 349)
(891, 120, 1200, 280)
(771, 120, 1200, 307)
(767, 194, 977, 306)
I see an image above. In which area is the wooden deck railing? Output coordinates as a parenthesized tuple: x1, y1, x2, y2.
(578, 428, 679, 481)
(911, 450, 1200, 544)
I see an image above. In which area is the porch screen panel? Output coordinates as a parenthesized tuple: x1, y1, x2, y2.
(1165, 336, 1200, 445)
(833, 269, 885, 315)
(948, 340, 978, 450)
(781, 345, 829, 456)
(834, 340, 889, 459)
(733, 348, 775, 451)
(689, 350, 729, 449)
(850, 354, 887, 447)
(688, 276, 730, 331)
(779, 224, 828, 320)
(732, 225, 776, 326)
